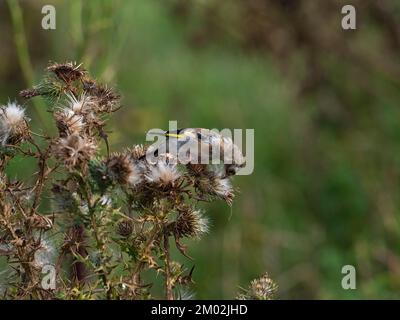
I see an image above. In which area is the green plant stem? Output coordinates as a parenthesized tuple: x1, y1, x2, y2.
(70, 0, 84, 59)
(130, 224, 159, 293)
(82, 177, 112, 299)
(163, 232, 173, 300)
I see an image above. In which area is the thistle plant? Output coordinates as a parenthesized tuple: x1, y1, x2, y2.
(0, 62, 255, 300)
(237, 273, 278, 300)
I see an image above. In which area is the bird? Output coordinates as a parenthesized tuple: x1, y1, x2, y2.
(147, 128, 246, 177)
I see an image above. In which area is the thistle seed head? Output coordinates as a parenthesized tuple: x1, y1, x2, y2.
(82, 79, 120, 113)
(237, 273, 278, 300)
(47, 61, 87, 82)
(67, 94, 98, 116)
(53, 133, 98, 169)
(173, 208, 209, 239)
(128, 144, 147, 161)
(19, 88, 40, 99)
(54, 108, 84, 136)
(213, 176, 235, 205)
(194, 169, 235, 205)
(117, 219, 133, 237)
(105, 152, 144, 187)
(0, 102, 29, 146)
(106, 153, 133, 184)
(186, 163, 208, 176)
(127, 162, 144, 187)
(145, 155, 181, 187)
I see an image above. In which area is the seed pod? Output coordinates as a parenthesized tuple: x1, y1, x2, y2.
(106, 153, 133, 185)
(0, 102, 29, 146)
(172, 208, 209, 239)
(237, 273, 278, 300)
(47, 62, 87, 82)
(52, 133, 98, 169)
(117, 219, 133, 237)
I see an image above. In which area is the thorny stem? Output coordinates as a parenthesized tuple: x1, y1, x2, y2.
(163, 231, 173, 300)
(17, 247, 43, 299)
(26, 137, 59, 220)
(130, 224, 159, 294)
(30, 145, 51, 214)
(82, 177, 112, 299)
(0, 139, 52, 299)
(90, 212, 112, 299)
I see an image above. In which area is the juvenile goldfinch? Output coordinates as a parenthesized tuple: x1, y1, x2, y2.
(150, 128, 245, 177)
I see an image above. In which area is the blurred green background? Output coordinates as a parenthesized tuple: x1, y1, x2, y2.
(1, 0, 400, 299)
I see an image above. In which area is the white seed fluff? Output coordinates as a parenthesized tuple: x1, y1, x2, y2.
(1, 102, 25, 128)
(145, 160, 181, 185)
(0, 102, 26, 145)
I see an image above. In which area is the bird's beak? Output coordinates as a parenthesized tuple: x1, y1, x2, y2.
(165, 133, 185, 138)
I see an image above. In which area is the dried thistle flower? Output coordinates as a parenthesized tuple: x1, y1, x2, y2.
(172, 208, 209, 239)
(186, 163, 208, 176)
(128, 144, 147, 161)
(127, 162, 144, 187)
(67, 94, 98, 116)
(0, 102, 29, 146)
(106, 153, 142, 186)
(82, 79, 120, 112)
(88, 153, 143, 191)
(54, 108, 84, 136)
(213, 176, 235, 205)
(117, 219, 133, 237)
(19, 88, 40, 99)
(53, 133, 97, 169)
(47, 61, 87, 82)
(237, 273, 278, 300)
(106, 153, 133, 185)
(145, 156, 181, 187)
(193, 168, 235, 205)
